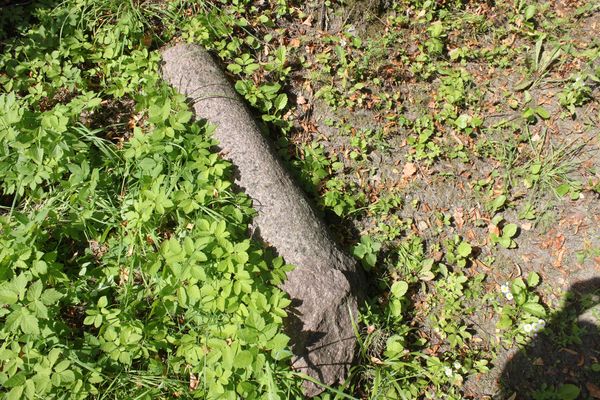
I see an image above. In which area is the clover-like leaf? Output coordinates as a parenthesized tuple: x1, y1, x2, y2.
(457, 242, 472, 258)
(391, 281, 409, 299)
(503, 223, 518, 238)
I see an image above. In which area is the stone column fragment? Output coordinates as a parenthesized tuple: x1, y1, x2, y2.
(161, 44, 364, 396)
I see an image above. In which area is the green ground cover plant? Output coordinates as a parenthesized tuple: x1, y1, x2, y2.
(2, 0, 599, 398)
(0, 2, 301, 398)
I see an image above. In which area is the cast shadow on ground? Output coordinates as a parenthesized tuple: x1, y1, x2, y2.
(499, 277, 600, 399)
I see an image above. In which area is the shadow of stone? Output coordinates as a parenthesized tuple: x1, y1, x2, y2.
(500, 278, 600, 398)
(284, 298, 325, 379)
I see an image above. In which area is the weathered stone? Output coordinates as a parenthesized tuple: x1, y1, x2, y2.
(161, 44, 364, 396)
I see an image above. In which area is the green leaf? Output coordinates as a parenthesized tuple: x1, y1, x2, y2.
(138, 157, 156, 172)
(389, 298, 402, 317)
(512, 277, 526, 293)
(267, 333, 289, 352)
(260, 82, 281, 96)
(176, 110, 193, 124)
(3, 371, 26, 387)
(7, 386, 24, 400)
(419, 270, 435, 281)
(522, 302, 546, 318)
(535, 107, 550, 119)
(502, 223, 518, 238)
(428, 21, 444, 38)
(534, 36, 544, 69)
(26, 280, 43, 301)
(20, 311, 40, 335)
(556, 183, 570, 197)
(98, 296, 108, 308)
(30, 300, 48, 319)
(353, 244, 367, 261)
(455, 114, 470, 130)
(54, 359, 70, 373)
(514, 79, 534, 92)
(13, 274, 29, 300)
(187, 285, 200, 304)
(40, 288, 63, 305)
(497, 313, 512, 330)
(235, 350, 253, 368)
(524, 5, 536, 20)
(498, 236, 512, 248)
(0, 288, 18, 305)
(24, 379, 35, 399)
(365, 253, 377, 268)
(490, 194, 507, 212)
(384, 335, 405, 357)
(390, 281, 408, 298)
(274, 93, 287, 111)
(527, 271, 540, 287)
(456, 242, 472, 258)
(59, 369, 75, 383)
(556, 384, 580, 400)
(569, 190, 580, 200)
(514, 290, 527, 306)
(177, 287, 187, 305)
(227, 63, 242, 74)
(119, 351, 131, 365)
(245, 63, 260, 74)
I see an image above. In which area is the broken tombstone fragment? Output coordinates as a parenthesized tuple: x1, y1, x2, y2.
(160, 43, 365, 396)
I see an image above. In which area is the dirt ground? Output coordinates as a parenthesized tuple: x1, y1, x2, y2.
(264, 1, 600, 397)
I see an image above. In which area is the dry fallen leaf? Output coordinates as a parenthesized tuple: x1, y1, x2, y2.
(587, 382, 600, 399)
(432, 251, 444, 262)
(560, 348, 578, 356)
(466, 229, 476, 242)
(142, 34, 152, 48)
(488, 224, 500, 236)
(289, 37, 301, 48)
(453, 208, 465, 229)
(553, 247, 566, 268)
(119, 267, 129, 286)
(189, 373, 199, 391)
(402, 162, 417, 178)
(417, 220, 429, 232)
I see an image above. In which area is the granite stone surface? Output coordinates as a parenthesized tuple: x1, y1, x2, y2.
(161, 43, 365, 395)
